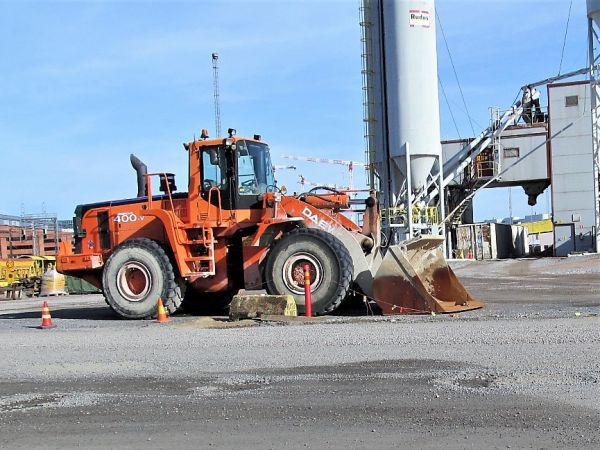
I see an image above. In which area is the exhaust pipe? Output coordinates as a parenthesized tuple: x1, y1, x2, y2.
(130, 154, 147, 197)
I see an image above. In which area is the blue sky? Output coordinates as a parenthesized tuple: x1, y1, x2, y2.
(0, 0, 589, 221)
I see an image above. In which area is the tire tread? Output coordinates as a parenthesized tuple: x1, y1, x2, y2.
(265, 228, 353, 315)
(102, 238, 185, 318)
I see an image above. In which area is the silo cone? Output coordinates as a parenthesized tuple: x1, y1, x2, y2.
(372, 236, 483, 314)
(40, 267, 68, 296)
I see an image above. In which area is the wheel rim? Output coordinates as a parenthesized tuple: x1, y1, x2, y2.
(116, 262, 152, 302)
(282, 252, 323, 295)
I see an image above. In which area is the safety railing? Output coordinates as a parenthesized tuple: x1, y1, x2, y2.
(383, 206, 439, 226)
(144, 173, 176, 215)
(473, 159, 498, 179)
(491, 105, 548, 128)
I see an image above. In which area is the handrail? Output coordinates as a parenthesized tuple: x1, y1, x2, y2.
(145, 175, 154, 210)
(421, 102, 524, 204)
(474, 160, 497, 179)
(205, 187, 223, 226)
(143, 172, 177, 216)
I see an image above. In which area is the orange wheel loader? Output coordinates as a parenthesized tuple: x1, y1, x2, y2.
(57, 129, 482, 318)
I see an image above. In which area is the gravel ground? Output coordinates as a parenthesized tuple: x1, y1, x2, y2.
(0, 257, 598, 449)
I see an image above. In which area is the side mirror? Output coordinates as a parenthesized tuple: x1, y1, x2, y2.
(209, 149, 220, 165)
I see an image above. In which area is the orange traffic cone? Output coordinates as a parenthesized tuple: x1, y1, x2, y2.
(40, 301, 55, 329)
(156, 298, 169, 323)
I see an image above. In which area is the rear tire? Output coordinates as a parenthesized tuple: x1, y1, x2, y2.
(264, 228, 353, 315)
(102, 238, 185, 319)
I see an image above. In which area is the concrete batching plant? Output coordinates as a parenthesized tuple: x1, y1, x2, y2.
(361, 0, 600, 256)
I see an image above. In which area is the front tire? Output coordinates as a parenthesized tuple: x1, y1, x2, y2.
(264, 228, 353, 315)
(102, 238, 185, 319)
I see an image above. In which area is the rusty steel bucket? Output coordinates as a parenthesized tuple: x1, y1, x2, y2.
(372, 236, 483, 314)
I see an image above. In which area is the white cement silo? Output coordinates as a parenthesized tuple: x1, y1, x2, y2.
(382, 0, 441, 192)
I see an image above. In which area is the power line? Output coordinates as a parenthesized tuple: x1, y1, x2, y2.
(438, 76, 462, 140)
(436, 9, 475, 136)
(557, 1, 573, 76)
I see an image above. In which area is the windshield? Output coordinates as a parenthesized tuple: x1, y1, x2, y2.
(236, 140, 275, 195)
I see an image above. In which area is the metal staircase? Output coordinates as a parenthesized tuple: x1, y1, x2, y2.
(178, 187, 224, 277)
(446, 170, 478, 225)
(180, 225, 216, 277)
(446, 129, 503, 224)
(407, 100, 524, 226)
(424, 101, 524, 204)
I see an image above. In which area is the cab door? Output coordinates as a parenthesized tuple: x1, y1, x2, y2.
(200, 145, 233, 211)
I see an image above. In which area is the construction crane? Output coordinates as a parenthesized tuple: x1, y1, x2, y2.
(273, 165, 297, 172)
(297, 174, 349, 191)
(281, 154, 367, 190)
(273, 165, 296, 185)
(212, 53, 221, 138)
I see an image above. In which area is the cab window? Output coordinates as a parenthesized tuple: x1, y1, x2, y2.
(236, 140, 275, 196)
(201, 147, 226, 193)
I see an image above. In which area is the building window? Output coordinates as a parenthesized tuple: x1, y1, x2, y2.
(503, 147, 520, 158)
(565, 95, 579, 107)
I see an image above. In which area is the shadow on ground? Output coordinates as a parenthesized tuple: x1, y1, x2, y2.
(0, 307, 117, 321)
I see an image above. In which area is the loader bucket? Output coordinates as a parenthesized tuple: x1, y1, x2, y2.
(372, 236, 483, 314)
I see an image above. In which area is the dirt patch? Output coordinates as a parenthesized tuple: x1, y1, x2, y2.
(175, 317, 258, 329)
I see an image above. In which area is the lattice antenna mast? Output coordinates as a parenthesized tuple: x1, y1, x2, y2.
(212, 52, 221, 138)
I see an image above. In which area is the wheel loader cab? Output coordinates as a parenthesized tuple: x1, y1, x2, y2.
(199, 138, 275, 210)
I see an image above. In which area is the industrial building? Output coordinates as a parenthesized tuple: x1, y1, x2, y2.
(0, 214, 73, 259)
(360, 0, 600, 259)
(441, 80, 598, 257)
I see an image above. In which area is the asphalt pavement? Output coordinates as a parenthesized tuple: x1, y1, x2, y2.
(0, 257, 598, 449)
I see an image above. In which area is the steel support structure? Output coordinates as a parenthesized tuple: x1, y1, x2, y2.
(589, 17, 600, 252)
(212, 52, 221, 139)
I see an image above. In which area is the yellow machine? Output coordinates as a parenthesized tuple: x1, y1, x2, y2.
(0, 256, 56, 287)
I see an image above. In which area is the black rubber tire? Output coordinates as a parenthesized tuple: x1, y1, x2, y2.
(264, 228, 353, 315)
(102, 238, 185, 319)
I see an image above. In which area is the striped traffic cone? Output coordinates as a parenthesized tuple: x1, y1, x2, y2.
(40, 301, 56, 329)
(156, 298, 169, 323)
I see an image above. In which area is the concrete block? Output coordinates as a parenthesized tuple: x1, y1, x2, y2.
(229, 294, 297, 321)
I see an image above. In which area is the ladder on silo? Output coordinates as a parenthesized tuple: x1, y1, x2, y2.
(359, 0, 377, 190)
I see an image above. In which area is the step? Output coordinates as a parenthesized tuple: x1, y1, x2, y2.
(187, 271, 216, 277)
(184, 256, 214, 262)
(182, 239, 216, 245)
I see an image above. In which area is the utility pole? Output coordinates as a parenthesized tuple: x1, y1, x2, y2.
(212, 52, 221, 138)
(508, 187, 513, 224)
